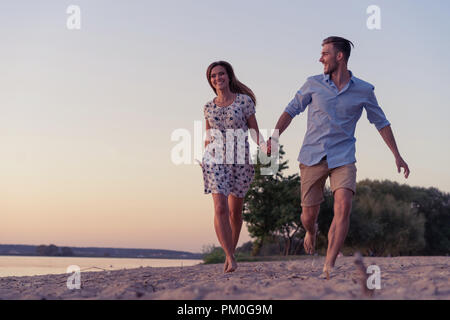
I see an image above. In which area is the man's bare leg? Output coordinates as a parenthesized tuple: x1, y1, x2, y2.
(301, 205, 320, 254)
(324, 188, 353, 274)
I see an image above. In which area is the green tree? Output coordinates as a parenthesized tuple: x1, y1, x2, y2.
(244, 146, 303, 256)
(419, 187, 450, 255)
(348, 192, 426, 256)
(354, 180, 450, 255)
(312, 180, 437, 256)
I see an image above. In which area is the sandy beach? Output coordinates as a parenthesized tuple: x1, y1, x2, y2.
(0, 256, 448, 300)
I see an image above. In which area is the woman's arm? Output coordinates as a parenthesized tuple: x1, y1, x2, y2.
(205, 119, 211, 149)
(247, 114, 266, 148)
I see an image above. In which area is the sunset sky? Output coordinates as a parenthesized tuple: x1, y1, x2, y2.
(1, 0, 449, 253)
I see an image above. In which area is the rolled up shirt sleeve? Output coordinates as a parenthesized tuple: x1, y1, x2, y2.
(365, 86, 391, 130)
(284, 79, 313, 118)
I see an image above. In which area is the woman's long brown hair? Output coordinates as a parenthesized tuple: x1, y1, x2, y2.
(206, 61, 256, 105)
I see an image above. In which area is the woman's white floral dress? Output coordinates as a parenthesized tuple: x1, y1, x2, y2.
(202, 94, 255, 198)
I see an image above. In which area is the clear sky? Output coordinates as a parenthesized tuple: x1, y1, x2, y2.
(1, 0, 449, 253)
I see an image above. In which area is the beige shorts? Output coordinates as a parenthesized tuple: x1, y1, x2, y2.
(299, 160, 357, 207)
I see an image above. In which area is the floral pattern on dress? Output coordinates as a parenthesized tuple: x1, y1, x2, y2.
(202, 94, 255, 198)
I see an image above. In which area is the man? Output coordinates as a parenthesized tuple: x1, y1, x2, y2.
(267, 36, 410, 279)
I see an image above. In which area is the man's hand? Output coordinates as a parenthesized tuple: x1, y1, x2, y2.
(396, 156, 410, 179)
(266, 139, 272, 156)
(266, 137, 279, 156)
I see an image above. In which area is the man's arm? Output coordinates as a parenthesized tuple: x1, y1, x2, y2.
(267, 80, 312, 154)
(379, 125, 410, 178)
(267, 112, 293, 154)
(273, 112, 294, 137)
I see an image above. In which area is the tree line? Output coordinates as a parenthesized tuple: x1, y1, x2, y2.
(36, 244, 74, 256)
(240, 146, 450, 257)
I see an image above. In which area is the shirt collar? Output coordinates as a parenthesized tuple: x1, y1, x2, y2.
(323, 70, 355, 84)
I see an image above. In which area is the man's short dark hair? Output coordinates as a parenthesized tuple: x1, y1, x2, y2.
(322, 36, 355, 62)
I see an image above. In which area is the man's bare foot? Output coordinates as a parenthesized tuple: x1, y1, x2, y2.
(323, 264, 332, 280)
(225, 256, 237, 273)
(318, 263, 335, 280)
(319, 263, 342, 280)
(304, 223, 318, 254)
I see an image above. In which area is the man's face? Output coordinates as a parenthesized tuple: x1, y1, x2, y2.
(319, 43, 338, 75)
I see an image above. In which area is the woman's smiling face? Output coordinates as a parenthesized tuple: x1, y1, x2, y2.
(210, 65, 230, 91)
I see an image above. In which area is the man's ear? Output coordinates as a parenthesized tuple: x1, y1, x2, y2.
(336, 51, 344, 62)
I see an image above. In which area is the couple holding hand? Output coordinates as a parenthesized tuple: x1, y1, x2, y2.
(201, 36, 410, 276)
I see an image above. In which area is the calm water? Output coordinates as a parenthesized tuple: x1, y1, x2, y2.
(0, 256, 203, 278)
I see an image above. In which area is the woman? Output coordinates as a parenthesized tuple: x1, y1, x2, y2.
(202, 61, 265, 273)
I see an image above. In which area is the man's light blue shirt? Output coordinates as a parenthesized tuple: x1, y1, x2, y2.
(284, 72, 390, 169)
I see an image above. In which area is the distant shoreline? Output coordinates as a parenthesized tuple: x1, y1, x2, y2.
(0, 254, 203, 260)
(0, 244, 203, 260)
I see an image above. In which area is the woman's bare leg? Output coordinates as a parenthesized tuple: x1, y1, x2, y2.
(212, 194, 235, 273)
(227, 194, 245, 272)
(228, 194, 244, 253)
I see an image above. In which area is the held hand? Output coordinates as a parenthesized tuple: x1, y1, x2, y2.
(266, 139, 271, 155)
(259, 141, 268, 155)
(266, 137, 279, 156)
(266, 139, 272, 156)
(396, 156, 410, 179)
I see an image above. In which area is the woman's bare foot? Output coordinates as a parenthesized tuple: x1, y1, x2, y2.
(225, 255, 237, 273)
(223, 260, 229, 273)
(304, 223, 318, 254)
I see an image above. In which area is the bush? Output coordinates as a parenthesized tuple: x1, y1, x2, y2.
(351, 180, 449, 256)
(347, 192, 426, 256)
(202, 245, 225, 264)
(235, 241, 253, 254)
